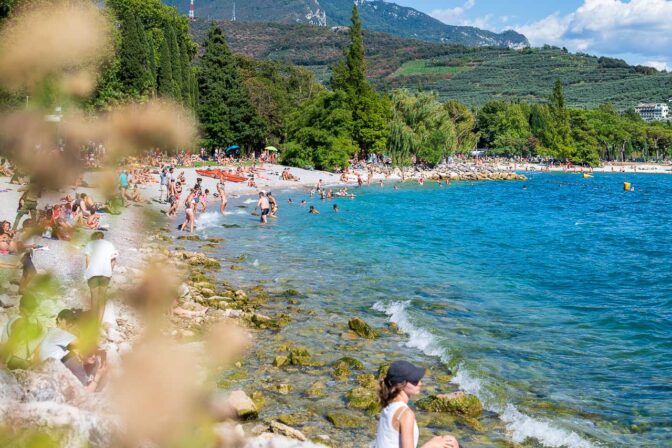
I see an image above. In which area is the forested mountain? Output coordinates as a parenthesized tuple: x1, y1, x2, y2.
(163, 0, 528, 48)
(189, 20, 672, 110)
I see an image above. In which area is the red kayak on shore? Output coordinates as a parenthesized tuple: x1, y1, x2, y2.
(195, 169, 247, 183)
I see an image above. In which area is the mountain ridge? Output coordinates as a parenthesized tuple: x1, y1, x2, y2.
(188, 19, 672, 110)
(163, 0, 529, 48)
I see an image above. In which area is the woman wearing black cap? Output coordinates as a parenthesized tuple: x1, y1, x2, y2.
(374, 360, 459, 448)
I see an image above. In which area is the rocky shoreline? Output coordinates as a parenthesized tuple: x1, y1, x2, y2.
(166, 231, 513, 448)
(0, 166, 527, 447)
(396, 164, 527, 182)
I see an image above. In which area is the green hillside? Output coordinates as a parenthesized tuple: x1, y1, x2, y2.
(164, 0, 528, 48)
(191, 20, 672, 110)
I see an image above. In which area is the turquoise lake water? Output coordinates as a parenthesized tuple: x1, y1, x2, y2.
(195, 173, 671, 447)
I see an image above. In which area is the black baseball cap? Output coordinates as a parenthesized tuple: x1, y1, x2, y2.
(386, 360, 425, 386)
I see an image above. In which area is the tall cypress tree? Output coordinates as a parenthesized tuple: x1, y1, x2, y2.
(164, 23, 183, 101)
(331, 5, 388, 153)
(157, 35, 173, 98)
(135, 17, 156, 94)
(345, 5, 367, 96)
(179, 40, 192, 106)
(118, 12, 152, 95)
(198, 24, 266, 151)
(548, 79, 574, 159)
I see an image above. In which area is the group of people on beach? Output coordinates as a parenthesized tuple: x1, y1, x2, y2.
(0, 152, 467, 448)
(1, 226, 117, 393)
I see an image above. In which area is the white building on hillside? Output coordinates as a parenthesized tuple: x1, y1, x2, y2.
(635, 103, 669, 121)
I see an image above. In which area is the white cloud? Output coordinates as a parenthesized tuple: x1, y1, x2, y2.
(463, 14, 495, 30)
(644, 60, 669, 71)
(514, 0, 672, 59)
(430, 0, 476, 24)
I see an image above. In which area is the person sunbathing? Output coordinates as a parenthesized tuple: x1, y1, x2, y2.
(72, 203, 101, 230)
(51, 205, 75, 240)
(0, 227, 18, 254)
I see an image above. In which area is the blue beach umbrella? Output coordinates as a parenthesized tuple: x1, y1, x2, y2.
(225, 145, 241, 156)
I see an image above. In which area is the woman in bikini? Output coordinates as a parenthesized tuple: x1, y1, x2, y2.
(0, 223, 18, 254)
(179, 189, 196, 233)
(216, 182, 227, 214)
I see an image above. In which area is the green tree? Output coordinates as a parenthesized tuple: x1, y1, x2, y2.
(331, 5, 389, 154)
(179, 40, 192, 106)
(477, 101, 533, 156)
(164, 23, 182, 101)
(118, 12, 153, 95)
(569, 110, 600, 166)
(197, 24, 266, 152)
(283, 90, 357, 170)
(444, 100, 479, 153)
(388, 90, 458, 166)
(156, 35, 173, 98)
(547, 79, 574, 159)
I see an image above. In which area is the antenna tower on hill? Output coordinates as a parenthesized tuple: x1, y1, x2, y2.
(188, 0, 195, 20)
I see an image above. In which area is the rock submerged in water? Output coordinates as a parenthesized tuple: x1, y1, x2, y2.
(416, 391, 482, 418)
(333, 357, 364, 370)
(348, 317, 377, 339)
(304, 381, 326, 398)
(288, 347, 312, 366)
(346, 387, 381, 415)
(332, 362, 350, 380)
(325, 412, 367, 429)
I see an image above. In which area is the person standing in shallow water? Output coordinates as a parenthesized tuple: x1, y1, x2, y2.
(375, 360, 460, 448)
(254, 192, 270, 224)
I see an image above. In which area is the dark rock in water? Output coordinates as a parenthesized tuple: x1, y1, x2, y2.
(275, 411, 312, 427)
(207, 237, 225, 243)
(333, 357, 364, 370)
(272, 383, 294, 395)
(177, 235, 202, 241)
(288, 347, 313, 366)
(282, 289, 300, 297)
(221, 224, 241, 228)
(346, 387, 381, 415)
(325, 412, 367, 428)
(332, 362, 350, 380)
(415, 392, 483, 418)
(348, 317, 378, 339)
(304, 381, 326, 398)
(273, 355, 289, 368)
(251, 391, 265, 411)
(356, 374, 378, 389)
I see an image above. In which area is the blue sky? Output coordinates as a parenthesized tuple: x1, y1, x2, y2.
(390, 0, 672, 71)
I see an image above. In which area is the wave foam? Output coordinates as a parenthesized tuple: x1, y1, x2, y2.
(372, 300, 596, 448)
(195, 211, 221, 229)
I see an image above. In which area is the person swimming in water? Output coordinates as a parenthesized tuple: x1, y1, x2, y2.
(309, 205, 319, 214)
(333, 204, 339, 212)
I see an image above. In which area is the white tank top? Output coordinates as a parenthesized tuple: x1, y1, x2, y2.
(374, 401, 419, 448)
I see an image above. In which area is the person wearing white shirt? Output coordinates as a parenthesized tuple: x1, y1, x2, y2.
(83, 232, 118, 322)
(39, 309, 78, 362)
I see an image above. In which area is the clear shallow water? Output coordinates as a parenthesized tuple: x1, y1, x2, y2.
(195, 173, 672, 447)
